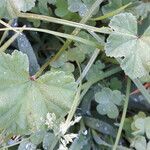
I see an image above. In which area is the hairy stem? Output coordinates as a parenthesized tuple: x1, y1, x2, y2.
(113, 78, 131, 150)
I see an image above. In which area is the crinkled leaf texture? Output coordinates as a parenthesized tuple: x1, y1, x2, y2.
(0, 0, 36, 18)
(0, 51, 77, 134)
(132, 115, 150, 139)
(105, 13, 150, 79)
(95, 88, 124, 119)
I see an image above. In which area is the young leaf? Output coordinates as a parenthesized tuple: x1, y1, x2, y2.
(130, 136, 147, 150)
(0, 51, 77, 134)
(67, 31, 102, 63)
(75, 31, 101, 56)
(86, 60, 105, 82)
(109, 77, 122, 90)
(67, 47, 85, 63)
(38, 0, 52, 15)
(105, 13, 150, 79)
(55, 0, 69, 17)
(132, 115, 150, 139)
(0, 0, 36, 18)
(95, 88, 124, 119)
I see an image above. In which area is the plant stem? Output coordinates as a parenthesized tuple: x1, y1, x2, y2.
(81, 67, 122, 99)
(91, 2, 132, 21)
(132, 78, 150, 103)
(0, 27, 100, 48)
(117, 58, 150, 104)
(0, 27, 25, 52)
(49, 1, 104, 149)
(34, 0, 104, 78)
(76, 48, 100, 84)
(0, 20, 18, 33)
(18, 13, 110, 34)
(113, 78, 131, 150)
(0, 20, 14, 46)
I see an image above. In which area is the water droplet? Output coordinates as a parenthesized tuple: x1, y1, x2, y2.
(104, 127, 108, 132)
(102, 108, 106, 112)
(138, 95, 144, 101)
(82, 130, 88, 135)
(133, 97, 138, 102)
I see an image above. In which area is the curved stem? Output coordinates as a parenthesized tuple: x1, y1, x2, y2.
(34, 0, 104, 78)
(91, 2, 132, 21)
(81, 67, 122, 99)
(113, 78, 131, 150)
(18, 13, 110, 34)
(132, 78, 150, 103)
(0, 27, 99, 48)
(76, 48, 100, 84)
(0, 27, 25, 52)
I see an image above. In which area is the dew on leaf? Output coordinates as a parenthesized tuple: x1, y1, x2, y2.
(82, 130, 88, 136)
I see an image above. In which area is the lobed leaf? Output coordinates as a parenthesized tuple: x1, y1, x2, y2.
(0, 0, 36, 18)
(0, 51, 77, 134)
(95, 88, 124, 119)
(105, 13, 150, 79)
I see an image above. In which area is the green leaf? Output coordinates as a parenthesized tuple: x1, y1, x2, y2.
(123, 117, 133, 137)
(51, 62, 75, 74)
(95, 88, 124, 119)
(109, 77, 122, 90)
(68, 0, 98, 17)
(0, 51, 77, 134)
(38, 0, 52, 15)
(134, 1, 150, 20)
(67, 47, 85, 63)
(0, 0, 36, 18)
(30, 130, 46, 145)
(102, 0, 138, 19)
(74, 31, 99, 55)
(86, 60, 105, 82)
(43, 132, 57, 150)
(50, 51, 68, 68)
(55, 0, 69, 17)
(131, 112, 150, 139)
(84, 117, 117, 137)
(70, 131, 90, 150)
(130, 136, 147, 150)
(105, 13, 150, 79)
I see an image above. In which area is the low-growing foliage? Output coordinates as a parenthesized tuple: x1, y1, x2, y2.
(0, 0, 149, 149)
